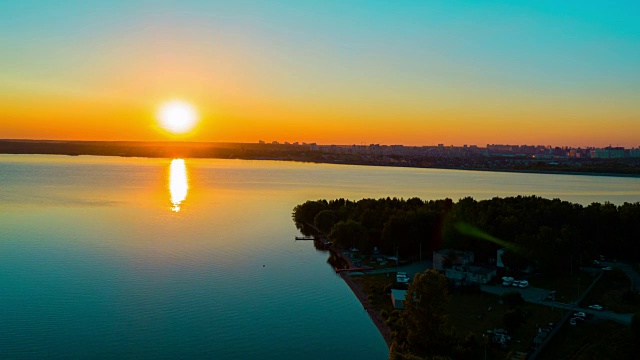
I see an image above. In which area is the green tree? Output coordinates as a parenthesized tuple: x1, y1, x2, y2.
(328, 219, 369, 251)
(313, 210, 339, 235)
(292, 200, 327, 234)
(393, 270, 454, 357)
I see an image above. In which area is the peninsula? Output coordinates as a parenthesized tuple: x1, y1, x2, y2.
(293, 196, 640, 359)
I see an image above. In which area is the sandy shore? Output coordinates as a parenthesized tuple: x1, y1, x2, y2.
(329, 247, 392, 347)
(340, 272, 392, 347)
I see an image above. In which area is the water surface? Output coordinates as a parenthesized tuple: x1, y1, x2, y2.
(1, 155, 638, 359)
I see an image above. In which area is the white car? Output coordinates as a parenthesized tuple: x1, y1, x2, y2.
(573, 312, 586, 318)
(518, 280, 529, 288)
(396, 272, 410, 284)
(588, 304, 603, 311)
(511, 280, 521, 287)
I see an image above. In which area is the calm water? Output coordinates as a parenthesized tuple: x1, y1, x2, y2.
(1, 155, 639, 359)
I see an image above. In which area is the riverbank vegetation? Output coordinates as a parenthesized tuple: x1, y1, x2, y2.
(293, 196, 640, 275)
(538, 319, 635, 360)
(581, 269, 640, 314)
(356, 271, 563, 359)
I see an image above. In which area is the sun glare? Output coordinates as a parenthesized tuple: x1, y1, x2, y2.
(169, 158, 188, 212)
(157, 100, 199, 134)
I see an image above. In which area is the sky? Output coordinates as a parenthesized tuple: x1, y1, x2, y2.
(1, 0, 639, 147)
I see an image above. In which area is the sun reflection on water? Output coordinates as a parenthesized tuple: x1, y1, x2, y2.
(169, 159, 188, 212)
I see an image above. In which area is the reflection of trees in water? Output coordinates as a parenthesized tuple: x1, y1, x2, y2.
(296, 222, 315, 236)
(312, 239, 330, 252)
(327, 250, 348, 269)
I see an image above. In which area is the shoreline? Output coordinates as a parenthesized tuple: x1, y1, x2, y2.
(3, 152, 639, 179)
(328, 246, 392, 348)
(1, 140, 639, 179)
(340, 272, 392, 348)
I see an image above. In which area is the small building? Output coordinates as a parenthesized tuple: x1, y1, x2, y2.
(445, 264, 497, 286)
(433, 249, 474, 271)
(496, 248, 506, 268)
(391, 289, 407, 309)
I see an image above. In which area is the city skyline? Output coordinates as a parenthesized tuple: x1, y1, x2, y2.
(1, 1, 639, 147)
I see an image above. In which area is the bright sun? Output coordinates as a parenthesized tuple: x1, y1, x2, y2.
(157, 100, 199, 134)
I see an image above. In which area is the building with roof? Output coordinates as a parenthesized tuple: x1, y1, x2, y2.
(390, 289, 407, 309)
(433, 249, 474, 271)
(445, 264, 497, 286)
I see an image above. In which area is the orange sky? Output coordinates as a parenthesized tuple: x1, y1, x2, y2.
(1, 2, 639, 148)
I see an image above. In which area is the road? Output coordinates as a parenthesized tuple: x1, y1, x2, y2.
(480, 284, 633, 325)
(355, 260, 635, 326)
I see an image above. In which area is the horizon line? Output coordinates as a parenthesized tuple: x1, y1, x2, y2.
(1, 138, 637, 150)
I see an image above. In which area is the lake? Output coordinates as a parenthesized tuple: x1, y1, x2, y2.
(1, 155, 639, 359)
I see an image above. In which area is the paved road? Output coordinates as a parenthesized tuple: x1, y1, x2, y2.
(481, 284, 633, 325)
(357, 260, 635, 326)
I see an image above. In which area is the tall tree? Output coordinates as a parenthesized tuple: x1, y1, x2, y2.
(328, 219, 369, 251)
(392, 270, 454, 358)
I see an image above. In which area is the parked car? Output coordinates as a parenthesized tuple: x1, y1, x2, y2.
(511, 280, 521, 287)
(573, 312, 586, 318)
(588, 304, 603, 311)
(518, 280, 529, 288)
(570, 318, 577, 326)
(602, 267, 612, 271)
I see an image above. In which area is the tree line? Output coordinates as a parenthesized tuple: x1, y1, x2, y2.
(293, 196, 640, 274)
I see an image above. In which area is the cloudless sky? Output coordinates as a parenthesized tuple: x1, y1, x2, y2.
(1, 0, 639, 147)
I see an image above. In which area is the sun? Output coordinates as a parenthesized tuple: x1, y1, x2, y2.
(157, 100, 199, 134)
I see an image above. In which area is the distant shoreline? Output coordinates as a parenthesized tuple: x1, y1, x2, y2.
(1, 139, 639, 179)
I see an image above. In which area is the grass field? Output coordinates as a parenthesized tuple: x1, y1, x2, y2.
(581, 270, 640, 314)
(447, 288, 565, 357)
(352, 273, 396, 314)
(354, 273, 567, 359)
(538, 320, 635, 360)
(527, 271, 595, 303)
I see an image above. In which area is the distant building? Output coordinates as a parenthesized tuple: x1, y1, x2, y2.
(496, 248, 506, 268)
(391, 289, 407, 309)
(445, 265, 497, 286)
(591, 146, 625, 159)
(433, 249, 474, 271)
